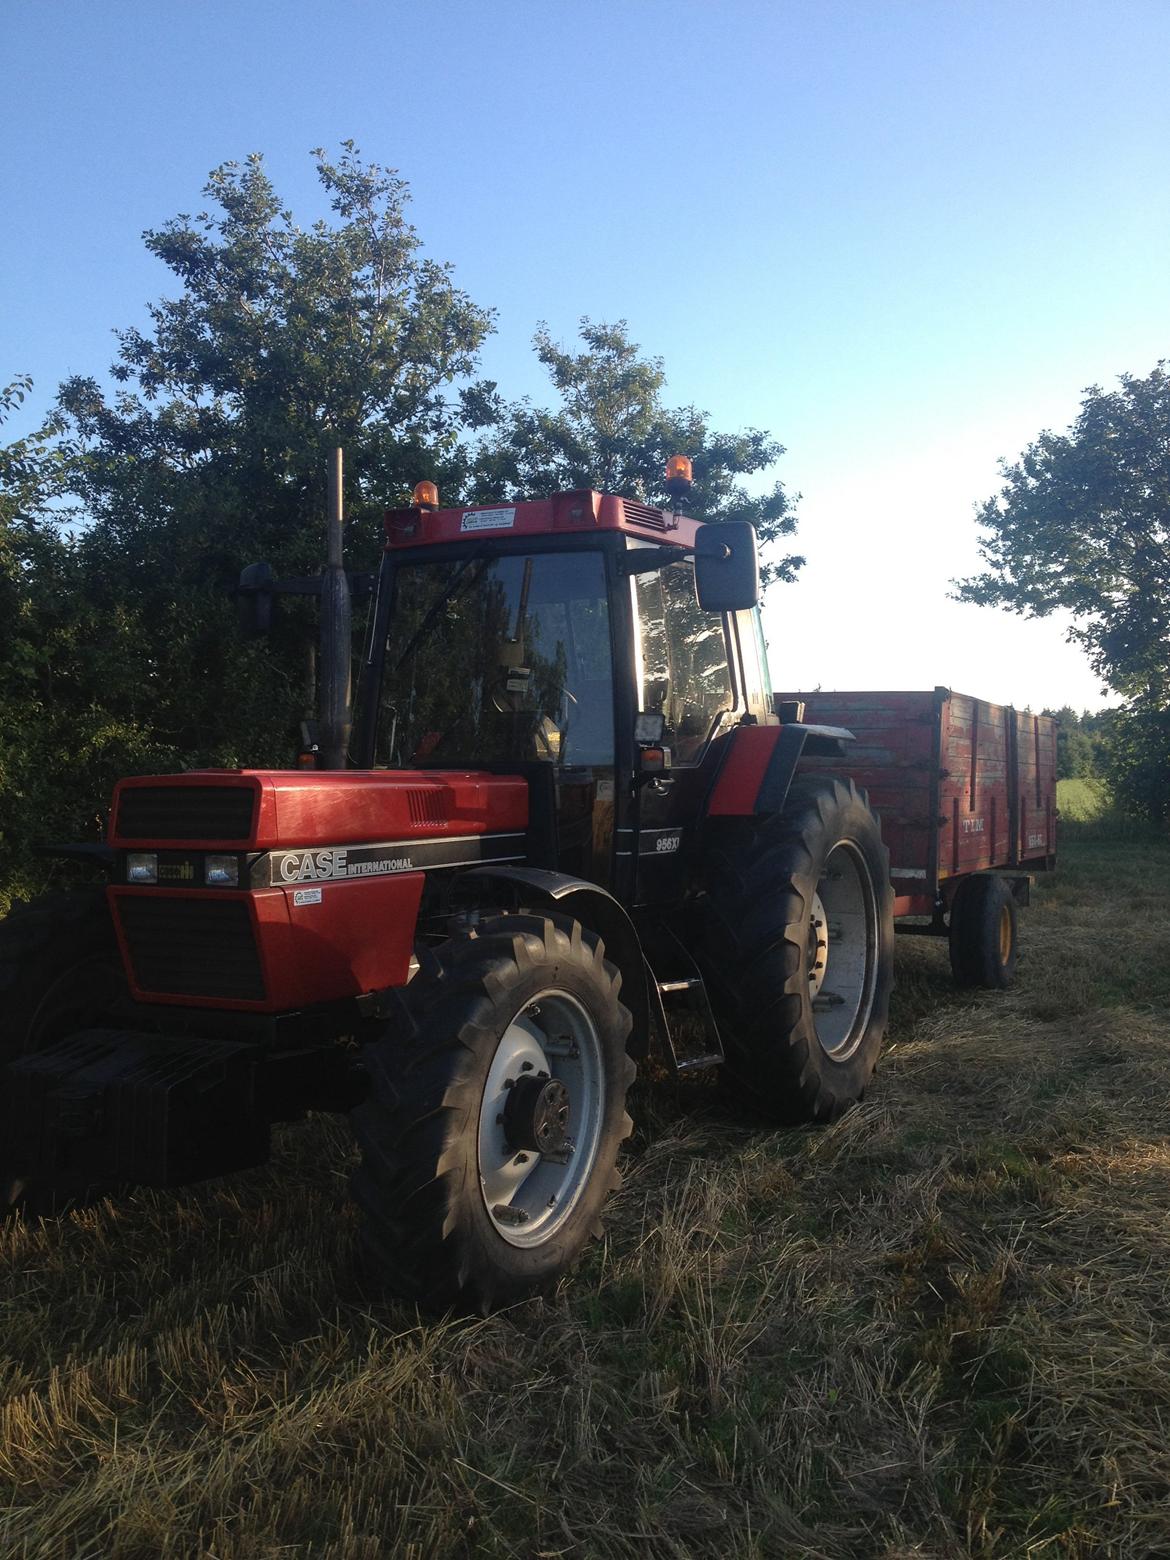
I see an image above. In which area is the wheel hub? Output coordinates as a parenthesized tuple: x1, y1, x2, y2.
(478, 989, 604, 1249)
(807, 889, 829, 998)
(503, 1073, 571, 1155)
(808, 841, 879, 1061)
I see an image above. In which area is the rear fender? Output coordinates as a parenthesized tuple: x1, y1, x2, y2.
(705, 723, 856, 818)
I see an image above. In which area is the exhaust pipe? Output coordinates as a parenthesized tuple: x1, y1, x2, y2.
(319, 447, 352, 770)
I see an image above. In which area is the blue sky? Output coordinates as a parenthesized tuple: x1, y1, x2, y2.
(5, 0, 1169, 709)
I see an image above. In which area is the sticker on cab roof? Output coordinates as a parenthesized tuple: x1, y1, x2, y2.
(460, 507, 516, 533)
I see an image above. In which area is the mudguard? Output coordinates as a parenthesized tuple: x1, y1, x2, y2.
(464, 866, 659, 1060)
(706, 723, 856, 818)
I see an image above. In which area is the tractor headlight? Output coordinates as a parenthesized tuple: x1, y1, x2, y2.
(126, 852, 158, 885)
(205, 854, 240, 887)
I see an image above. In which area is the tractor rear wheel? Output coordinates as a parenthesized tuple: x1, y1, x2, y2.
(351, 913, 635, 1312)
(700, 777, 895, 1123)
(0, 888, 126, 1212)
(948, 874, 1018, 989)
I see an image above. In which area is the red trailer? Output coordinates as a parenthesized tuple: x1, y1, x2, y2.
(775, 687, 1058, 985)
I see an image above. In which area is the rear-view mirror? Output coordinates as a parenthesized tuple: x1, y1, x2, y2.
(694, 522, 759, 611)
(236, 561, 275, 638)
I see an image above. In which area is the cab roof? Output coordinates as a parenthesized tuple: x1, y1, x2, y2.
(384, 488, 705, 551)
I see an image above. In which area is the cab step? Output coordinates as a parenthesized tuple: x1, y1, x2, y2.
(655, 973, 724, 1073)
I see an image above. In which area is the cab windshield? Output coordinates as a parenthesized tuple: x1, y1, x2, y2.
(377, 551, 614, 768)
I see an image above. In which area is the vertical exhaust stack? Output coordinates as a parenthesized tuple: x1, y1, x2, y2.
(319, 447, 353, 770)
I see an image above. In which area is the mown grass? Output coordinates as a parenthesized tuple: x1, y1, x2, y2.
(4, 836, 1170, 1557)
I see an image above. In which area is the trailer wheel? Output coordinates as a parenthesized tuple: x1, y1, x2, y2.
(700, 777, 895, 1123)
(948, 875, 1018, 989)
(0, 889, 126, 1213)
(351, 913, 635, 1312)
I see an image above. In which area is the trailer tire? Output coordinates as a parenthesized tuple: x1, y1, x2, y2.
(948, 875, 1018, 989)
(699, 777, 895, 1124)
(350, 913, 635, 1312)
(0, 889, 125, 1214)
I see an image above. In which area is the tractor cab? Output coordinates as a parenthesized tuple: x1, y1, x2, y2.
(357, 482, 768, 906)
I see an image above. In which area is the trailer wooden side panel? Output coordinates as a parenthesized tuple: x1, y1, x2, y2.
(774, 689, 1058, 899)
(1014, 707, 1058, 865)
(940, 693, 1012, 880)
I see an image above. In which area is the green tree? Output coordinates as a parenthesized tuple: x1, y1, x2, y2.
(469, 319, 802, 584)
(1, 377, 73, 904)
(957, 364, 1170, 822)
(50, 144, 496, 765)
(1041, 706, 1108, 780)
(1102, 698, 1170, 823)
(957, 364, 1170, 697)
(0, 379, 165, 909)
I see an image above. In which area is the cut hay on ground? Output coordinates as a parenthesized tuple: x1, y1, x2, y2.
(3, 836, 1170, 1557)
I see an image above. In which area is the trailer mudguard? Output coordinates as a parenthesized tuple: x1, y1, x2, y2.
(705, 723, 856, 818)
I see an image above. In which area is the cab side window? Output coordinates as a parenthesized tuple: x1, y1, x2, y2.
(735, 608, 774, 723)
(634, 563, 736, 764)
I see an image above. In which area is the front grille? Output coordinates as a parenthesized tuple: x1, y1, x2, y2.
(621, 499, 668, 532)
(116, 896, 266, 1001)
(117, 785, 256, 842)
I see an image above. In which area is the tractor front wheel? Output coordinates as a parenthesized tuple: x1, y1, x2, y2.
(351, 913, 635, 1311)
(700, 777, 895, 1123)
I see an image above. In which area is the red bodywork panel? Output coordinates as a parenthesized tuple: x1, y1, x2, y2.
(706, 726, 784, 816)
(384, 489, 703, 552)
(109, 877, 425, 1012)
(774, 690, 1058, 910)
(110, 768, 528, 850)
(108, 768, 529, 1012)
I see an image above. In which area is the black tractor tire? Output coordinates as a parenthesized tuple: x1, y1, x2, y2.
(350, 913, 636, 1312)
(0, 888, 126, 1213)
(699, 776, 895, 1124)
(948, 874, 1018, 989)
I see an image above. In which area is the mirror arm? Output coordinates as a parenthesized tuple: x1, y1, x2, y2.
(617, 546, 694, 578)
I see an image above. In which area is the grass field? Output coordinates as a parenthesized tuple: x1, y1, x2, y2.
(4, 832, 1170, 1558)
(1055, 777, 1113, 824)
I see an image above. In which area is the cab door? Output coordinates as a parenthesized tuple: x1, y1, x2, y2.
(627, 557, 743, 905)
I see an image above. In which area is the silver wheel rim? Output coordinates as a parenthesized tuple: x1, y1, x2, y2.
(477, 988, 604, 1248)
(808, 840, 879, 1061)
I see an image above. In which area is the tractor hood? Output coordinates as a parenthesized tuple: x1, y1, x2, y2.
(109, 768, 529, 851)
(104, 769, 530, 1013)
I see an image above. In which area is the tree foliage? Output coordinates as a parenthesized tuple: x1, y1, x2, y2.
(50, 145, 497, 768)
(956, 365, 1170, 701)
(0, 379, 161, 910)
(959, 365, 1170, 823)
(1040, 706, 1114, 780)
(470, 319, 802, 583)
(1102, 698, 1170, 825)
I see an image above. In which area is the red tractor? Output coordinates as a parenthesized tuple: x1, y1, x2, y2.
(0, 458, 1046, 1309)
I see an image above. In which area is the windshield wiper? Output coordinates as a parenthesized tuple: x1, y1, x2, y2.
(391, 553, 491, 672)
